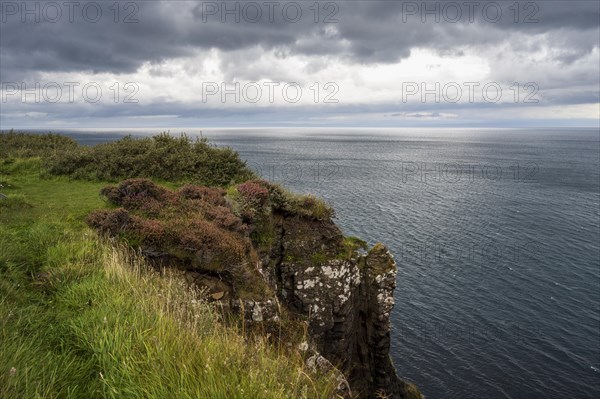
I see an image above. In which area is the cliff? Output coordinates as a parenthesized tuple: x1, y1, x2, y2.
(262, 213, 422, 398)
(87, 178, 423, 399)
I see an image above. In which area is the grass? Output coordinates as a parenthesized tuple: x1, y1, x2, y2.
(0, 157, 342, 398)
(337, 237, 368, 260)
(1, 158, 105, 226)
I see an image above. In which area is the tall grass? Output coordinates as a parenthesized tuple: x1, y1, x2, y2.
(0, 159, 342, 398)
(0, 235, 341, 399)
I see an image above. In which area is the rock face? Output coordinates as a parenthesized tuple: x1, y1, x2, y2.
(261, 214, 422, 399)
(87, 179, 422, 398)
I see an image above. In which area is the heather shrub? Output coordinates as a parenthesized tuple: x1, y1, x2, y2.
(131, 218, 166, 245)
(100, 179, 169, 203)
(234, 180, 335, 221)
(100, 179, 172, 216)
(178, 184, 227, 206)
(263, 182, 292, 212)
(237, 181, 270, 206)
(204, 205, 247, 234)
(228, 181, 271, 223)
(87, 179, 268, 299)
(86, 208, 132, 236)
(173, 219, 248, 269)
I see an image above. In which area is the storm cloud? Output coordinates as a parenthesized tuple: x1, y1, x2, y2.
(1, 0, 598, 127)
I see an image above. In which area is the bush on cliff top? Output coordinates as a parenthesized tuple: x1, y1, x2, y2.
(87, 179, 268, 299)
(0, 130, 78, 158)
(228, 179, 335, 222)
(46, 133, 256, 187)
(1, 131, 255, 187)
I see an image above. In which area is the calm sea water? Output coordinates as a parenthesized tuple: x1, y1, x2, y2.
(20, 128, 600, 399)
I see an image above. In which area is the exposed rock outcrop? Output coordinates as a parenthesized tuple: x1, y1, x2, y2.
(261, 213, 422, 399)
(87, 179, 422, 398)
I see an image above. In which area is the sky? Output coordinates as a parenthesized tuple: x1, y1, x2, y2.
(0, 0, 599, 129)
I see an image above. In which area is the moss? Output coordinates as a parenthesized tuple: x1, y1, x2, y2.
(284, 253, 300, 263)
(310, 251, 328, 266)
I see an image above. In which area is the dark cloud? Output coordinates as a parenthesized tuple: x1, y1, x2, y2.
(1, 0, 598, 80)
(0, 1, 598, 127)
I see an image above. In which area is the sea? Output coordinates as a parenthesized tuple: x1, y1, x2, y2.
(11, 127, 600, 399)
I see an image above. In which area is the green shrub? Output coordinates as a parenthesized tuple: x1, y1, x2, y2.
(46, 133, 256, 187)
(228, 180, 335, 222)
(0, 130, 79, 158)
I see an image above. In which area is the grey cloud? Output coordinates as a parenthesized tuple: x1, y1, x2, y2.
(1, 0, 598, 80)
(0, 86, 593, 126)
(1, 0, 598, 128)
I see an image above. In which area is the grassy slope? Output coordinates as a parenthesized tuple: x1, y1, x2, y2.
(0, 158, 338, 399)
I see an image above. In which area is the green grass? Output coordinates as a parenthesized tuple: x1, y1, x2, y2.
(1, 158, 105, 226)
(0, 158, 341, 398)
